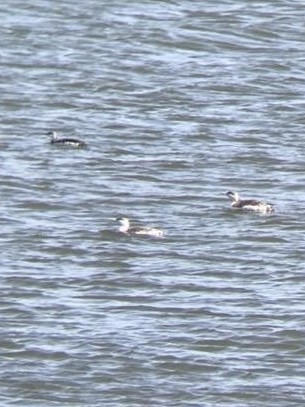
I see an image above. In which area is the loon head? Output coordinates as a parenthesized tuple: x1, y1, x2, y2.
(46, 131, 58, 141)
(116, 217, 130, 233)
(226, 191, 239, 202)
(116, 217, 130, 227)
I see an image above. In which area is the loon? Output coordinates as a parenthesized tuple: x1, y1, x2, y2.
(226, 191, 275, 214)
(47, 131, 86, 147)
(116, 217, 164, 238)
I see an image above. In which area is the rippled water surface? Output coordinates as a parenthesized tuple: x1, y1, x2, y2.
(1, 1, 305, 406)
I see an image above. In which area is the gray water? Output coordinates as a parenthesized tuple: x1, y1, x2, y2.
(1, 1, 305, 406)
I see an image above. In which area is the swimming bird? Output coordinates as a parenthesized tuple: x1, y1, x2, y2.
(116, 217, 164, 238)
(226, 191, 275, 214)
(47, 131, 86, 147)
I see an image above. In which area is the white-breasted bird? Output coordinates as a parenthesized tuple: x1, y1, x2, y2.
(226, 191, 275, 214)
(116, 217, 164, 238)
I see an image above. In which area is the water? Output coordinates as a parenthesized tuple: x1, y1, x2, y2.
(1, 0, 305, 406)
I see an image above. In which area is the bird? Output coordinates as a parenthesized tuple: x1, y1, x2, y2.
(116, 217, 164, 238)
(47, 131, 86, 147)
(226, 191, 275, 214)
